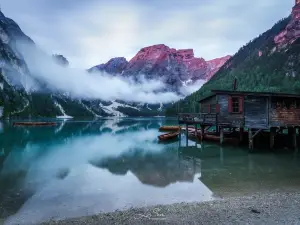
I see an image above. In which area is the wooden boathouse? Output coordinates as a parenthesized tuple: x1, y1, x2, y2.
(178, 90, 300, 151)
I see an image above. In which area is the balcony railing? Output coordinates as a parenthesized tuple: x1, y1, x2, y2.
(178, 113, 218, 124)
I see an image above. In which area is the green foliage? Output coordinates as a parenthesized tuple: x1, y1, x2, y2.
(27, 93, 61, 117)
(55, 98, 94, 118)
(166, 16, 300, 116)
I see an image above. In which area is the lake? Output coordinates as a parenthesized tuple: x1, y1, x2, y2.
(1, 118, 300, 225)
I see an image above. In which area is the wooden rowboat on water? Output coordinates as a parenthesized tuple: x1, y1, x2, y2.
(159, 126, 180, 132)
(203, 134, 238, 144)
(158, 132, 180, 141)
(13, 122, 57, 127)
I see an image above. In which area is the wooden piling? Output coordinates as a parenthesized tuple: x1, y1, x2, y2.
(195, 124, 197, 140)
(270, 127, 276, 150)
(186, 124, 188, 147)
(293, 127, 297, 150)
(239, 127, 244, 143)
(248, 128, 253, 151)
(179, 126, 182, 146)
(289, 127, 297, 150)
(220, 147, 224, 165)
(220, 127, 224, 145)
(200, 125, 205, 141)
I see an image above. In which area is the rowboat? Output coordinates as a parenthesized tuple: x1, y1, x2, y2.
(158, 132, 180, 141)
(203, 134, 239, 144)
(13, 122, 57, 127)
(159, 126, 180, 132)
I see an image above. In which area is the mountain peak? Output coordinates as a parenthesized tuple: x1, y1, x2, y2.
(89, 57, 129, 74)
(126, 44, 230, 81)
(89, 43, 231, 89)
(0, 10, 5, 19)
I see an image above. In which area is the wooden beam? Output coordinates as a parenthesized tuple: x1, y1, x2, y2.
(252, 129, 262, 139)
(276, 127, 283, 135)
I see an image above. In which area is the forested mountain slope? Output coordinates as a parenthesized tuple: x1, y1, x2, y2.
(166, 15, 300, 115)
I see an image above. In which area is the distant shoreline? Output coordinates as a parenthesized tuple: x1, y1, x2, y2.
(43, 191, 300, 225)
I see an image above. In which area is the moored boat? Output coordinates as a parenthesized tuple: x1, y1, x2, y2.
(203, 134, 239, 144)
(158, 132, 180, 141)
(159, 126, 180, 132)
(13, 122, 57, 127)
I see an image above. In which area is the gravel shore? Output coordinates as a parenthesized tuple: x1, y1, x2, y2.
(43, 192, 300, 225)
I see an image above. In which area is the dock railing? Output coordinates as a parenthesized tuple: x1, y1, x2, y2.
(178, 113, 217, 124)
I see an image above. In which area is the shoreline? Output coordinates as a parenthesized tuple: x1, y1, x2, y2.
(43, 191, 300, 225)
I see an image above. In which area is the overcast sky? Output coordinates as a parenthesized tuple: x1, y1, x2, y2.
(1, 0, 294, 69)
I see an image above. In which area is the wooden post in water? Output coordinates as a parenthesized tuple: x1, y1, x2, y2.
(239, 127, 244, 143)
(179, 126, 182, 147)
(290, 127, 297, 150)
(248, 128, 253, 151)
(195, 124, 197, 139)
(295, 127, 299, 154)
(200, 125, 205, 142)
(186, 124, 188, 147)
(220, 127, 224, 145)
(220, 147, 224, 165)
(270, 127, 276, 150)
(293, 127, 297, 150)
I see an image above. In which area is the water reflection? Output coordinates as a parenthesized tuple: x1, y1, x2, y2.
(179, 143, 300, 197)
(1, 118, 300, 224)
(0, 118, 213, 225)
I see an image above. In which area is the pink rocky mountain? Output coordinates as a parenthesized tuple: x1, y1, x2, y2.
(89, 44, 231, 92)
(274, 0, 300, 47)
(206, 55, 232, 80)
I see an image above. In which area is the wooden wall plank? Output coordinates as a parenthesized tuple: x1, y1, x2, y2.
(244, 96, 268, 128)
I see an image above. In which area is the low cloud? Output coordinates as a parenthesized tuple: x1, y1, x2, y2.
(179, 80, 206, 96)
(17, 42, 182, 104)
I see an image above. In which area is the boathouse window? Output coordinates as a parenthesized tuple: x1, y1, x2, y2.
(228, 96, 243, 113)
(271, 98, 300, 109)
(232, 97, 240, 113)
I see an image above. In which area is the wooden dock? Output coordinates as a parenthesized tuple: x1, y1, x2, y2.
(178, 90, 300, 151)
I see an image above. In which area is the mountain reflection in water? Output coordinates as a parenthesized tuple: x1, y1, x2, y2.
(1, 118, 300, 225)
(0, 118, 212, 225)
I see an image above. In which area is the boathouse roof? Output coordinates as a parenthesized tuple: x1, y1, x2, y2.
(198, 90, 300, 103)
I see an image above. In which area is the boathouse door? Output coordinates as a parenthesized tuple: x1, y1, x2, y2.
(244, 96, 268, 128)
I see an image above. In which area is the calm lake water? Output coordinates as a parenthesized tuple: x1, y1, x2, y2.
(1, 118, 300, 224)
